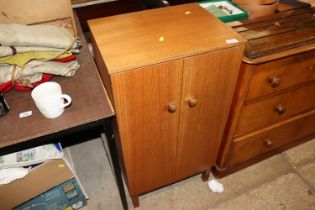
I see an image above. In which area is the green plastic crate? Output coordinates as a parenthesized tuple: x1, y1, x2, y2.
(198, 0, 248, 22)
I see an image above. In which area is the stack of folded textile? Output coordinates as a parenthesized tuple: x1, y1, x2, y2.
(0, 24, 81, 93)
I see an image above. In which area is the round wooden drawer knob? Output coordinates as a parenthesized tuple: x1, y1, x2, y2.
(275, 104, 286, 115)
(188, 98, 198, 107)
(168, 103, 177, 113)
(264, 138, 273, 148)
(268, 75, 281, 88)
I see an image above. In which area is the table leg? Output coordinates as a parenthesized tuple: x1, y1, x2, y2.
(102, 119, 129, 210)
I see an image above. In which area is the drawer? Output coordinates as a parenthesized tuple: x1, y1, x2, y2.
(227, 109, 315, 167)
(246, 50, 315, 101)
(236, 82, 315, 135)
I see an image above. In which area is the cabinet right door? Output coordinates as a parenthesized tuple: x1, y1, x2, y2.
(176, 47, 244, 179)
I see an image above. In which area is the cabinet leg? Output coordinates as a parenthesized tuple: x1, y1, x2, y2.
(201, 169, 211, 182)
(131, 196, 140, 208)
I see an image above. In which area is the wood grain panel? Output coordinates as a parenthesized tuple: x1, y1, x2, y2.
(91, 34, 115, 105)
(216, 7, 315, 177)
(88, 3, 245, 74)
(237, 82, 315, 136)
(176, 46, 244, 179)
(216, 63, 254, 168)
(246, 49, 315, 100)
(110, 60, 183, 196)
(232, 7, 315, 59)
(228, 109, 315, 166)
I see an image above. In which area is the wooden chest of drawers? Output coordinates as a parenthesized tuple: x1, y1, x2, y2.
(215, 7, 315, 176)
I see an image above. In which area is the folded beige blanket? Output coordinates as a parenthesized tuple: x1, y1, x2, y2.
(0, 24, 75, 49)
(0, 60, 80, 84)
(0, 46, 65, 57)
(0, 46, 80, 57)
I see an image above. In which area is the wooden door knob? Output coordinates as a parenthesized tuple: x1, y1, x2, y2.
(268, 75, 281, 88)
(275, 104, 286, 115)
(264, 138, 273, 148)
(168, 103, 177, 113)
(188, 98, 197, 107)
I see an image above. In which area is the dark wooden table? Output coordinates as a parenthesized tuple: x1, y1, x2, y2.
(0, 23, 128, 210)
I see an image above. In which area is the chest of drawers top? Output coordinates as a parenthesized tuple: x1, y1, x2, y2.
(231, 7, 315, 64)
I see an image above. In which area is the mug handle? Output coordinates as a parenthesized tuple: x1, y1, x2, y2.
(60, 94, 72, 108)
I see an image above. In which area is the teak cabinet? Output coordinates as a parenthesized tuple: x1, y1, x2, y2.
(88, 3, 245, 207)
(215, 8, 315, 176)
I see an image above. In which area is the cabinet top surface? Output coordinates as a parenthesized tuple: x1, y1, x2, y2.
(88, 3, 246, 74)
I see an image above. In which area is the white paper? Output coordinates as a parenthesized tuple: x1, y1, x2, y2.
(208, 179, 224, 193)
(226, 38, 239, 44)
(19, 111, 32, 118)
(0, 167, 29, 184)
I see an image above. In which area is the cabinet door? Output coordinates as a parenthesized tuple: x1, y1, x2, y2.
(176, 47, 243, 179)
(110, 60, 183, 196)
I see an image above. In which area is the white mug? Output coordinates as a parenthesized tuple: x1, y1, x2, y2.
(31, 82, 72, 119)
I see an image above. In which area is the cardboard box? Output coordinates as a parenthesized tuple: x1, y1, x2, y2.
(14, 177, 87, 210)
(0, 159, 87, 210)
(0, 0, 77, 36)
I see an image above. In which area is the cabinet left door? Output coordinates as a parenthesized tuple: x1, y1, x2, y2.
(110, 60, 183, 197)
